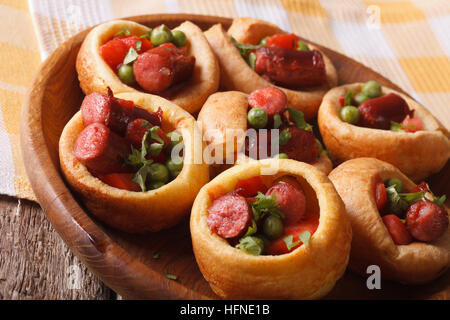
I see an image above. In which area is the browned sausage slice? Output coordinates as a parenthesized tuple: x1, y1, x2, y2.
(74, 123, 131, 174)
(406, 201, 448, 242)
(358, 93, 411, 129)
(279, 126, 318, 163)
(207, 193, 252, 239)
(266, 181, 306, 226)
(254, 47, 327, 88)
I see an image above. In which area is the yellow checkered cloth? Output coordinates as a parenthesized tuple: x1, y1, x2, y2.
(1, 0, 449, 201)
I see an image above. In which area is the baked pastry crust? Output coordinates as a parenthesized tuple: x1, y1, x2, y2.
(204, 18, 338, 120)
(197, 91, 333, 175)
(318, 83, 450, 182)
(59, 92, 209, 233)
(190, 159, 351, 299)
(328, 158, 449, 285)
(76, 19, 220, 114)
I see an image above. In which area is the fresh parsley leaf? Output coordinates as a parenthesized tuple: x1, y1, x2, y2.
(283, 235, 300, 251)
(287, 108, 312, 131)
(390, 121, 416, 132)
(386, 185, 425, 214)
(400, 191, 426, 203)
(251, 192, 284, 221)
(135, 40, 142, 51)
(123, 47, 139, 65)
(283, 231, 311, 251)
(298, 231, 311, 246)
(400, 219, 406, 224)
(115, 27, 131, 37)
(152, 252, 160, 259)
(279, 129, 291, 146)
(243, 220, 258, 237)
(273, 114, 282, 129)
(230, 37, 260, 58)
(139, 30, 152, 40)
(344, 91, 354, 106)
(148, 125, 164, 144)
(132, 164, 151, 192)
(235, 236, 264, 255)
(433, 195, 446, 207)
(165, 269, 177, 280)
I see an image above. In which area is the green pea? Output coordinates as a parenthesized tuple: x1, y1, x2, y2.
(247, 107, 268, 129)
(259, 36, 267, 46)
(354, 92, 370, 106)
(151, 24, 173, 46)
(340, 106, 360, 124)
(263, 215, 284, 239)
(149, 181, 165, 190)
(166, 131, 183, 153)
(274, 153, 289, 159)
(117, 64, 135, 85)
(297, 41, 310, 51)
(361, 80, 382, 98)
(248, 52, 256, 69)
(171, 30, 187, 47)
(386, 178, 404, 193)
(149, 163, 169, 183)
(166, 158, 183, 178)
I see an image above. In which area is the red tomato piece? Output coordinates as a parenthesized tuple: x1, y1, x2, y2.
(400, 115, 423, 133)
(100, 39, 129, 70)
(339, 97, 345, 107)
(98, 173, 141, 192)
(382, 214, 412, 245)
(264, 213, 319, 255)
(265, 33, 299, 50)
(120, 36, 153, 53)
(375, 182, 387, 212)
(234, 176, 268, 197)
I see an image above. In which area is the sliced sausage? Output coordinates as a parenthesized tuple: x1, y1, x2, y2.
(74, 123, 131, 174)
(406, 201, 448, 242)
(358, 93, 411, 130)
(254, 47, 327, 88)
(81, 91, 161, 135)
(245, 129, 272, 160)
(382, 214, 412, 245)
(248, 87, 287, 117)
(207, 193, 252, 239)
(279, 126, 318, 163)
(266, 181, 306, 225)
(133, 45, 195, 93)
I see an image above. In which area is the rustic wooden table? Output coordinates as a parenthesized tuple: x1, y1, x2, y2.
(0, 195, 113, 299)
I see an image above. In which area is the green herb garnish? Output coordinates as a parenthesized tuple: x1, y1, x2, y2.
(251, 192, 284, 221)
(386, 185, 424, 214)
(235, 236, 264, 255)
(115, 27, 131, 37)
(230, 37, 260, 58)
(165, 269, 177, 280)
(344, 91, 354, 106)
(135, 40, 142, 51)
(123, 47, 139, 65)
(283, 231, 311, 251)
(390, 121, 416, 132)
(433, 195, 446, 207)
(287, 108, 312, 131)
(243, 219, 258, 237)
(152, 252, 160, 259)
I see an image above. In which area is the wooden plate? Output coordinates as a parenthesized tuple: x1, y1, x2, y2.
(20, 14, 449, 299)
